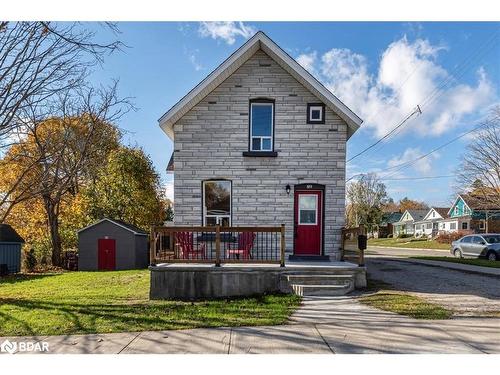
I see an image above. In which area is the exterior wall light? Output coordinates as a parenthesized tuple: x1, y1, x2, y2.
(285, 184, 291, 195)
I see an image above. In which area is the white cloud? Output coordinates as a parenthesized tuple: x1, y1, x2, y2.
(198, 22, 256, 45)
(296, 51, 317, 75)
(387, 147, 440, 176)
(187, 50, 203, 71)
(297, 36, 496, 138)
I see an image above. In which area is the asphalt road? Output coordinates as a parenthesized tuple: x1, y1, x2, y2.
(365, 251, 500, 316)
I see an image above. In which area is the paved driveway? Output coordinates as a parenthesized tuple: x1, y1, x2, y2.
(2, 296, 499, 354)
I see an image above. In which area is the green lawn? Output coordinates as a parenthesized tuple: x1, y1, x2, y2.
(359, 279, 453, 319)
(411, 256, 500, 268)
(0, 270, 301, 337)
(368, 237, 450, 250)
(359, 292, 453, 319)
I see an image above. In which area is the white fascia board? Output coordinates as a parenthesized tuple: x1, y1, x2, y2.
(77, 218, 147, 236)
(158, 31, 363, 141)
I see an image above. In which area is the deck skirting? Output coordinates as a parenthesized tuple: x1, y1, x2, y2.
(149, 263, 366, 300)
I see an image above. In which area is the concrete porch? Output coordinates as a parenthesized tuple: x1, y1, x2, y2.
(149, 260, 366, 300)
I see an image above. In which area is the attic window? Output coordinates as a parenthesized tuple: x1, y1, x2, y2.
(307, 103, 325, 124)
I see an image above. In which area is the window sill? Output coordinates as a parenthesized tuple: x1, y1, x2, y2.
(242, 151, 278, 157)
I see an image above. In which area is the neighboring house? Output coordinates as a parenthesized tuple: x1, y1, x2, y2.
(376, 211, 403, 238)
(78, 218, 149, 271)
(158, 31, 363, 260)
(414, 207, 449, 237)
(441, 194, 500, 233)
(393, 209, 428, 236)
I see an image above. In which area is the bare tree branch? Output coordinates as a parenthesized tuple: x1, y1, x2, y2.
(455, 106, 500, 208)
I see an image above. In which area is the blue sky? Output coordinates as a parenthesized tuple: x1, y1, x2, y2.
(87, 22, 500, 206)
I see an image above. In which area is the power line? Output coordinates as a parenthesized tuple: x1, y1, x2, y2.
(346, 117, 494, 183)
(347, 27, 499, 164)
(379, 175, 455, 181)
(346, 105, 421, 163)
(379, 125, 484, 178)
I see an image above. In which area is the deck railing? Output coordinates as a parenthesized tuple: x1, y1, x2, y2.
(341, 225, 366, 266)
(150, 225, 286, 267)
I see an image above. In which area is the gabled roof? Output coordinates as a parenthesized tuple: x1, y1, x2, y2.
(447, 194, 471, 216)
(0, 224, 25, 244)
(407, 210, 428, 221)
(423, 207, 449, 221)
(158, 31, 363, 141)
(396, 209, 428, 224)
(78, 218, 148, 236)
(380, 211, 403, 226)
(461, 193, 500, 211)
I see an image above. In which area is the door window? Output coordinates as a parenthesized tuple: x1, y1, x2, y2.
(472, 236, 485, 245)
(298, 194, 317, 225)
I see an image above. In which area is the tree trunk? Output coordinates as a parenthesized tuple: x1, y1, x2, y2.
(43, 196, 62, 267)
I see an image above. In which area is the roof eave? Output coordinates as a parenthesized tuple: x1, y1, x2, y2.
(158, 31, 363, 141)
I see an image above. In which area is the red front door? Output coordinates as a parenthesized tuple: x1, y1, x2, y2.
(294, 190, 322, 255)
(98, 239, 116, 270)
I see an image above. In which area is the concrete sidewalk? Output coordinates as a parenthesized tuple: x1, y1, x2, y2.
(2, 296, 499, 354)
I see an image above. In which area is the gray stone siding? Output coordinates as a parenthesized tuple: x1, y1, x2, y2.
(172, 49, 348, 259)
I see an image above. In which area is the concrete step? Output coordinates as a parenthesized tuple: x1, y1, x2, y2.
(291, 283, 354, 296)
(285, 274, 353, 286)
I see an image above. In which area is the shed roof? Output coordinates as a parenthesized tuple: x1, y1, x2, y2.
(158, 31, 363, 140)
(78, 218, 148, 236)
(0, 224, 25, 243)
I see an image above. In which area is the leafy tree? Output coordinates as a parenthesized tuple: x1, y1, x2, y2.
(397, 197, 428, 212)
(83, 147, 166, 230)
(346, 173, 389, 232)
(0, 113, 121, 266)
(165, 203, 174, 222)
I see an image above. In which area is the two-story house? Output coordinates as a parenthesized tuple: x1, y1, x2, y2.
(158, 32, 363, 260)
(441, 194, 500, 233)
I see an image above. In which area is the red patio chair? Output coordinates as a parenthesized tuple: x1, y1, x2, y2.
(226, 232, 255, 260)
(176, 232, 206, 259)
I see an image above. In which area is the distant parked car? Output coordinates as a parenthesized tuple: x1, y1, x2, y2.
(451, 234, 500, 261)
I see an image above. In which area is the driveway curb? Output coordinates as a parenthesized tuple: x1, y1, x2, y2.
(368, 245, 449, 252)
(389, 257, 500, 277)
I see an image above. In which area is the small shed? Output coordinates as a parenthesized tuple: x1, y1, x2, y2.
(78, 218, 149, 271)
(0, 224, 25, 274)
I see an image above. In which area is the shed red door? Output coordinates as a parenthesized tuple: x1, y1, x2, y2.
(98, 239, 116, 270)
(294, 190, 322, 255)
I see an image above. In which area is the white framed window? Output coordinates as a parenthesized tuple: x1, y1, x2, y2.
(250, 100, 274, 152)
(462, 222, 468, 230)
(298, 194, 318, 225)
(202, 180, 231, 226)
(307, 103, 325, 124)
(450, 222, 457, 230)
(479, 220, 485, 230)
